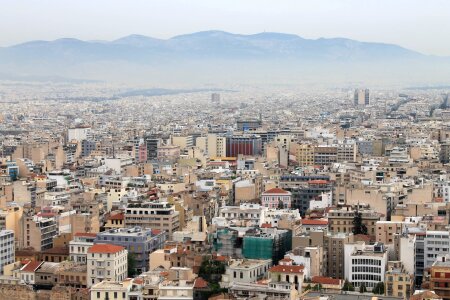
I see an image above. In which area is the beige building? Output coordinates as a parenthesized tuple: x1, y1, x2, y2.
(124, 202, 180, 239)
(234, 180, 257, 204)
(149, 249, 171, 271)
(328, 207, 380, 236)
(87, 244, 128, 287)
(90, 279, 137, 300)
(295, 144, 315, 167)
(385, 261, 413, 298)
(171, 135, 193, 150)
(375, 221, 413, 245)
(0, 205, 23, 237)
(269, 264, 304, 293)
(292, 230, 353, 280)
(207, 134, 227, 158)
(19, 213, 58, 251)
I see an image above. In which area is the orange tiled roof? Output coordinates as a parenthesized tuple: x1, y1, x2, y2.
(22, 261, 43, 272)
(269, 265, 304, 273)
(87, 244, 124, 254)
(194, 277, 209, 289)
(109, 213, 124, 220)
(311, 276, 341, 285)
(301, 219, 328, 225)
(263, 188, 289, 194)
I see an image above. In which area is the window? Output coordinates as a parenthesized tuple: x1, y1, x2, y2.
(97, 292, 100, 298)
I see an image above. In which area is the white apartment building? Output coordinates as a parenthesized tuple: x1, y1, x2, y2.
(159, 280, 194, 300)
(443, 182, 450, 203)
(90, 280, 134, 300)
(0, 230, 14, 275)
(221, 259, 272, 288)
(345, 242, 388, 291)
(216, 203, 265, 227)
(87, 244, 128, 287)
(424, 231, 450, 269)
(67, 126, 92, 142)
(69, 232, 96, 264)
(103, 156, 134, 174)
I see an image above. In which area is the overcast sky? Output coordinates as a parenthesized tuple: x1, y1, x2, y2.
(1, 0, 449, 56)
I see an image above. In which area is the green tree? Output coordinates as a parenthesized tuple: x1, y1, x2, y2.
(373, 282, 385, 295)
(359, 283, 367, 293)
(198, 258, 226, 284)
(342, 279, 355, 292)
(313, 283, 322, 291)
(305, 284, 312, 291)
(352, 211, 368, 235)
(127, 253, 137, 277)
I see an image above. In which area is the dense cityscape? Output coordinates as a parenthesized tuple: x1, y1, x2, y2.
(0, 79, 449, 300)
(2, 1, 450, 299)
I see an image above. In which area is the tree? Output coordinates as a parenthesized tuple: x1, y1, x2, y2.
(359, 283, 367, 293)
(352, 211, 368, 235)
(342, 279, 355, 292)
(312, 283, 322, 291)
(198, 258, 226, 284)
(373, 282, 385, 295)
(127, 253, 137, 277)
(305, 284, 312, 291)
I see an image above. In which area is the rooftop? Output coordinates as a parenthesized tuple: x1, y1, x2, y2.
(263, 188, 290, 194)
(88, 244, 125, 254)
(269, 265, 304, 274)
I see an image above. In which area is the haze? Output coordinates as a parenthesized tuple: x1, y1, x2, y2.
(1, 0, 450, 56)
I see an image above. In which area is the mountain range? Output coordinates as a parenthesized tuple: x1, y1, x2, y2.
(0, 31, 448, 85)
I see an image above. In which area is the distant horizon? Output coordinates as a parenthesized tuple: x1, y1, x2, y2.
(2, 30, 439, 57)
(1, 0, 450, 56)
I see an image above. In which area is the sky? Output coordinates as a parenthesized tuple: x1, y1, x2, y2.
(1, 0, 450, 56)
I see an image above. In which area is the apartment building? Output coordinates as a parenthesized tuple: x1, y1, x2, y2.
(124, 202, 180, 239)
(87, 244, 128, 287)
(385, 261, 413, 298)
(20, 214, 57, 251)
(328, 207, 380, 235)
(94, 227, 166, 273)
(424, 231, 450, 270)
(430, 255, 450, 300)
(376, 220, 414, 245)
(69, 232, 96, 263)
(345, 242, 388, 291)
(314, 146, 337, 165)
(0, 230, 14, 275)
(261, 188, 292, 209)
(217, 203, 266, 226)
(292, 230, 353, 280)
(90, 280, 135, 300)
(221, 259, 272, 287)
(295, 144, 315, 167)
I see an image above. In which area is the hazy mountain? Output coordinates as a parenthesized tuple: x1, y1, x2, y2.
(0, 31, 448, 85)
